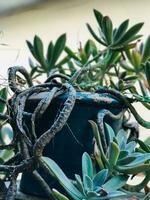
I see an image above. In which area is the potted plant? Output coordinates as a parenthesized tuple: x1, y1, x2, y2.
(0, 9, 149, 200)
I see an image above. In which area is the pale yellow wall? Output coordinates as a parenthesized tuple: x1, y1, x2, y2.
(0, 0, 150, 138)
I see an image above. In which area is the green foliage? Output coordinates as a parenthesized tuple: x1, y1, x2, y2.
(27, 34, 67, 77)
(41, 153, 127, 200)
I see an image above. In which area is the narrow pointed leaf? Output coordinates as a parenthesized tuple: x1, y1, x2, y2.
(83, 175, 93, 192)
(47, 41, 54, 65)
(93, 9, 103, 28)
(86, 23, 106, 46)
(145, 61, 150, 87)
(102, 16, 113, 45)
(93, 169, 108, 189)
(0, 88, 7, 113)
(82, 152, 93, 179)
(115, 23, 144, 45)
(52, 189, 69, 200)
(124, 153, 150, 167)
(34, 35, 45, 65)
(41, 157, 84, 200)
(50, 33, 66, 66)
(108, 142, 120, 167)
(113, 19, 129, 42)
(142, 35, 150, 62)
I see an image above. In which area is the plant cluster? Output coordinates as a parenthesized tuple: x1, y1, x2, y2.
(0, 9, 149, 200)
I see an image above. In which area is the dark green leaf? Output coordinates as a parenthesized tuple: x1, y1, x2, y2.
(142, 35, 150, 62)
(65, 46, 80, 61)
(84, 40, 97, 58)
(0, 88, 7, 113)
(113, 19, 129, 43)
(145, 61, 150, 87)
(26, 40, 37, 59)
(47, 41, 54, 64)
(34, 35, 45, 66)
(102, 16, 113, 45)
(93, 9, 103, 28)
(50, 33, 66, 66)
(86, 23, 106, 46)
(115, 23, 144, 45)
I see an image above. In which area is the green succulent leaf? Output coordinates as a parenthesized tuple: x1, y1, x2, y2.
(142, 35, 150, 63)
(117, 164, 150, 174)
(34, 35, 46, 66)
(0, 125, 13, 145)
(116, 129, 127, 150)
(113, 19, 129, 43)
(82, 152, 93, 179)
(102, 16, 113, 45)
(125, 141, 136, 153)
(114, 22, 144, 45)
(102, 175, 128, 192)
(145, 61, 150, 87)
(93, 169, 108, 190)
(93, 9, 103, 28)
(41, 156, 84, 200)
(26, 40, 37, 59)
(84, 39, 97, 58)
(75, 174, 85, 194)
(50, 33, 66, 67)
(83, 175, 93, 193)
(86, 23, 106, 46)
(52, 189, 69, 200)
(65, 46, 80, 61)
(47, 41, 54, 64)
(104, 123, 115, 144)
(108, 142, 120, 168)
(136, 139, 150, 153)
(124, 153, 150, 167)
(0, 87, 7, 113)
(117, 156, 136, 166)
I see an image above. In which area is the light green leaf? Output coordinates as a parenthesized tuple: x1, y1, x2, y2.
(108, 142, 120, 167)
(83, 175, 93, 192)
(103, 175, 128, 192)
(82, 152, 93, 179)
(52, 189, 69, 200)
(41, 156, 84, 200)
(124, 153, 150, 167)
(93, 169, 108, 189)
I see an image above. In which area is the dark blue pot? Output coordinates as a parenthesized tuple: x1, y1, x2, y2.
(20, 91, 124, 197)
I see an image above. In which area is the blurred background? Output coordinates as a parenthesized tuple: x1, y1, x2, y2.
(0, 0, 150, 139)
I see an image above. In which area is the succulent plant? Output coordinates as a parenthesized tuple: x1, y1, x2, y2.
(41, 152, 128, 200)
(90, 121, 150, 193)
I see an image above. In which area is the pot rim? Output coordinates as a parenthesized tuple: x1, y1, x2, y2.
(28, 90, 123, 108)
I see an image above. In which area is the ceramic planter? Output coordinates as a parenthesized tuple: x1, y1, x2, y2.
(20, 91, 125, 197)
